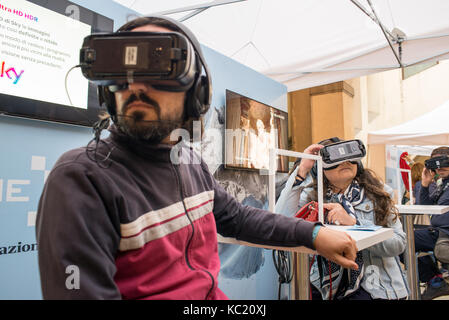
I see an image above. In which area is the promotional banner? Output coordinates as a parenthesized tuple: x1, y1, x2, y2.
(0, 0, 91, 108)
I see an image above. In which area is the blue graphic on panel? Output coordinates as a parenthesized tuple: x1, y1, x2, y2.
(0, 116, 92, 299)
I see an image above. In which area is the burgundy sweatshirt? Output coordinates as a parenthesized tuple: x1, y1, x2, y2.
(36, 126, 318, 299)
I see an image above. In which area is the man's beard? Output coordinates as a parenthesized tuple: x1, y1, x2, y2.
(116, 91, 184, 144)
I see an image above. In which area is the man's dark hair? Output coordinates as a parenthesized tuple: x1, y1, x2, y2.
(118, 17, 183, 33)
(431, 147, 449, 157)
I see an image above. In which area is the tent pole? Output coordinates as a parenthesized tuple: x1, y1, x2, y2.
(153, 0, 246, 16)
(350, 0, 403, 67)
(349, 0, 395, 39)
(366, 0, 403, 67)
(179, 8, 208, 22)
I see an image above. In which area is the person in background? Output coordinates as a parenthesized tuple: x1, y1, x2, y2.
(35, 16, 359, 300)
(277, 138, 408, 300)
(413, 147, 449, 300)
(411, 162, 425, 202)
(410, 162, 430, 226)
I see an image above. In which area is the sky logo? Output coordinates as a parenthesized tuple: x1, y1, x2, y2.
(1, 61, 24, 84)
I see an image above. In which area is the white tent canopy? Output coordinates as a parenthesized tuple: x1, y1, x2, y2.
(113, 0, 449, 91)
(393, 145, 436, 157)
(367, 99, 449, 146)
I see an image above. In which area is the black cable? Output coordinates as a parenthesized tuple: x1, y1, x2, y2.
(65, 64, 82, 107)
(272, 249, 293, 300)
(64, 64, 98, 127)
(85, 117, 115, 168)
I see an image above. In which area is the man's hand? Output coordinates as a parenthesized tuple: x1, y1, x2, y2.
(421, 168, 435, 187)
(323, 203, 356, 226)
(313, 227, 358, 270)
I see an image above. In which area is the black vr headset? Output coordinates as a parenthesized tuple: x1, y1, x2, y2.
(425, 155, 449, 171)
(320, 139, 366, 170)
(80, 31, 197, 91)
(79, 15, 212, 121)
(310, 137, 366, 178)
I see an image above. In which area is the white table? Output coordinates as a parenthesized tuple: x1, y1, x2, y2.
(396, 204, 449, 300)
(396, 205, 449, 215)
(218, 225, 394, 300)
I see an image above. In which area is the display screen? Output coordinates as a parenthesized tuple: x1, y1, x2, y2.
(0, 0, 114, 126)
(225, 89, 289, 172)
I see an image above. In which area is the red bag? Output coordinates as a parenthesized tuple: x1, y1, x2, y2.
(294, 201, 319, 222)
(295, 201, 333, 300)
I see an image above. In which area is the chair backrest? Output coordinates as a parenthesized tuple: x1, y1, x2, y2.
(435, 232, 449, 263)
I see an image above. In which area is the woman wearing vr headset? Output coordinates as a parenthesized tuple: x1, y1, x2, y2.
(277, 137, 408, 300)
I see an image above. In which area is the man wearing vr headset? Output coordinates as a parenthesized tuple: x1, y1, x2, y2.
(412, 147, 449, 299)
(36, 16, 359, 300)
(276, 138, 408, 300)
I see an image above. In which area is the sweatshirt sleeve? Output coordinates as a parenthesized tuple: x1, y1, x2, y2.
(418, 185, 435, 205)
(430, 183, 449, 228)
(208, 171, 320, 250)
(36, 162, 122, 300)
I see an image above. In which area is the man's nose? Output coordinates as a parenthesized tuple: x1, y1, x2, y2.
(127, 82, 151, 92)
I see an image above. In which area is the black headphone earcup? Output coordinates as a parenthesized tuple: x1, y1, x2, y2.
(97, 86, 105, 106)
(97, 86, 117, 121)
(186, 75, 210, 118)
(185, 81, 198, 118)
(197, 75, 210, 114)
